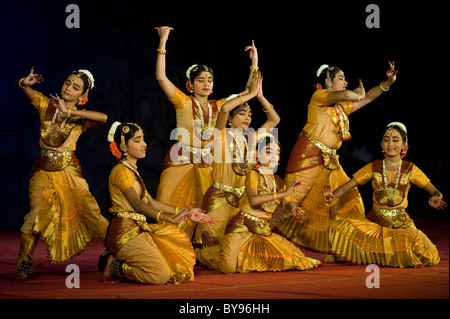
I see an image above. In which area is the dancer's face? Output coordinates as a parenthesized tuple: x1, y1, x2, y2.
(191, 71, 214, 97)
(125, 130, 147, 160)
(229, 105, 252, 130)
(258, 142, 280, 171)
(381, 128, 405, 159)
(60, 74, 85, 102)
(328, 70, 348, 91)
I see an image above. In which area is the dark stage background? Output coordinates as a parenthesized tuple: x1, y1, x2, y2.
(0, 0, 447, 231)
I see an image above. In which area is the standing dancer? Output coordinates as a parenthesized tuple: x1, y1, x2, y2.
(154, 26, 257, 239)
(323, 122, 445, 267)
(276, 62, 398, 259)
(15, 67, 109, 280)
(103, 122, 213, 284)
(194, 67, 281, 270)
(219, 135, 321, 273)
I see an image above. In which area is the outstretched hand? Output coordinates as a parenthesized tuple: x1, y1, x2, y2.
(291, 206, 304, 220)
(322, 185, 336, 204)
(385, 61, 398, 84)
(285, 180, 302, 196)
(21, 66, 44, 87)
(155, 26, 174, 41)
(354, 79, 366, 100)
(49, 94, 68, 114)
(429, 195, 447, 210)
(187, 208, 215, 224)
(244, 40, 258, 65)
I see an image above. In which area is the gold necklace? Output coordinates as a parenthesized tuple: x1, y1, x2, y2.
(384, 158, 402, 166)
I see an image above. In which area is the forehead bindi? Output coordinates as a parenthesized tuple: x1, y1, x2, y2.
(384, 129, 401, 139)
(196, 72, 213, 79)
(66, 75, 84, 88)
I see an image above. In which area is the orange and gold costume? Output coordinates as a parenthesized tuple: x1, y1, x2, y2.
(193, 128, 249, 269)
(156, 88, 227, 239)
(275, 89, 365, 253)
(329, 160, 440, 267)
(106, 160, 196, 284)
(220, 168, 321, 273)
(18, 91, 108, 268)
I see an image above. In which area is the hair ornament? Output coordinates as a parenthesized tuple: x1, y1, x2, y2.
(316, 64, 329, 77)
(110, 141, 123, 159)
(186, 64, 199, 80)
(386, 121, 407, 134)
(77, 69, 95, 89)
(108, 121, 122, 142)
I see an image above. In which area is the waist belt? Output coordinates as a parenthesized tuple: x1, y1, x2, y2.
(177, 142, 212, 156)
(305, 135, 337, 156)
(213, 181, 245, 198)
(117, 211, 147, 222)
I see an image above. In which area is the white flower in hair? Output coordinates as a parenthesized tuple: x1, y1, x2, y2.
(316, 64, 329, 77)
(387, 122, 407, 134)
(77, 69, 95, 89)
(186, 64, 198, 80)
(108, 121, 122, 142)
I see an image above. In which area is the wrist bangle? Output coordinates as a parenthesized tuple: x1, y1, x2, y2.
(263, 103, 274, 113)
(380, 82, 389, 92)
(250, 65, 259, 70)
(67, 108, 72, 117)
(356, 92, 361, 102)
(238, 95, 244, 106)
(273, 192, 277, 201)
(157, 49, 167, 55)
(156, 211, 162, 222)
(18, 78, 27, 89)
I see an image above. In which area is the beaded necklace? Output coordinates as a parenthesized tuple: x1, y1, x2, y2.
(382, 159, 402, 201)
(193, 97, 213, 140)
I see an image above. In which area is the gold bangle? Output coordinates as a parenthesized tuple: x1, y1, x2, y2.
(250, 65, 259, 70)
(156, 211, 162, 222)
(18, 78, 27, 89)
(380, 82, 389, 92)
(67, 108, 72, 117)
(174, 207, 179, 216)
(273, 192, 277, 201)
(238, 95, 244, 106)
(263, 104, 274, 113)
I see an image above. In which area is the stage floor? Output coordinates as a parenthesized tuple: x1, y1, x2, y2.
(0, 220, 448, 300)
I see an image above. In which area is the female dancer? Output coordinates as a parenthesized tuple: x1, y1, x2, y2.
(154, 26, 258, 239)
(15, 67, 109, 280)
(103, 122, 213, 284)
(194, 70, 281, 270)
(275, 62, 398, 259)
(220, 135, 321, 273)
(323, 122, 445, 267)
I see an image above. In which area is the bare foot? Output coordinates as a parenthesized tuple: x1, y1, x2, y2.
(102, 255, 119, 283)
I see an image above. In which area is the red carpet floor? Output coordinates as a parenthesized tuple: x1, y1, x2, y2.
(1, 220, 448, 301)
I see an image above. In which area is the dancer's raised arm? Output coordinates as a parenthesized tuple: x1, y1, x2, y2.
(155, 26, 176, 99)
